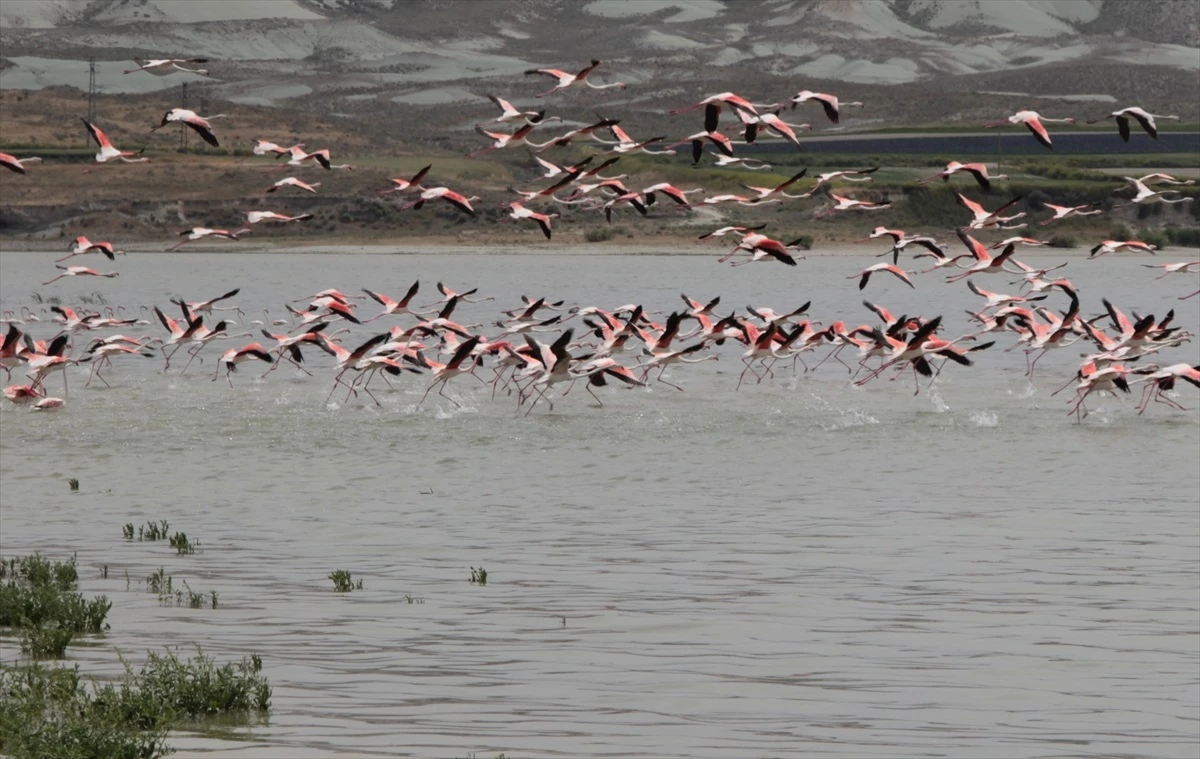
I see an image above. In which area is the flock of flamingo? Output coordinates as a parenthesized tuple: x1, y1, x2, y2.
(1, 58, 1198, 420)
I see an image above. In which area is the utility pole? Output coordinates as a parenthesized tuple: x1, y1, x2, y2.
(180, 82, 188, 151)
(86, 57, 96, 124)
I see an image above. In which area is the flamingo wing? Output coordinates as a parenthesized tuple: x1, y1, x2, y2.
(1023, 116, 1053, 149)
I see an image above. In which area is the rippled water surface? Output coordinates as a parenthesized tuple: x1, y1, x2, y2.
(1, 250, 1198, 758)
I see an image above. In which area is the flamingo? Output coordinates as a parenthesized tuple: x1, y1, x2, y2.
(469, 122, 560, 157)
(3, 385, 41, 405)
(965, 280, 1045, 309)
(850, 263, 914, 291)
(83, 341, 155, 387)
(568, 356, 646, 406)
(709, 153, 773, 170)
(1131, 364, 1200, 414)
(42, 266, 119, 286)
(789, 91, 863, 123)
(153, 306, 203, 369)
(859, 227, 950, 266)
(917, 161, 1007, 192)
(807, 168, 879, 193)
(700, 193, 781, 207)
(946, 229, 1024, 282)
(167, 227, 251, 251)
(740, 169, 810, 200)
(415, 336, 484, 409)
(1142, 260, 1200, 279)
(984, 110, 1075, 150)
(59, 236, 124, 262)
(252, 139, 301, 156)
(1039, 202, 1104, 225)
(151, 108, 225, 147)
(1134, 173, 1195, 186)
(723, 233, 803, 267)
(501, 202, 559, 239)
(729, 111, 811, 148)
(362, 282, 425, 321)
(246, 211, 313, 224)
(956, 192, 1027, 230)
(124, 58, 209, 75)
(265, 177, 320, 194)
(1119, 176, 1194, 206)
(696, 224, 768, 241)
(213, 343, 273, 387)
(0, 153, 43, 174)
(31, 397, 66, 411)
(81, 119, 148, 163)
(594, 123, 676, 155)
(1087, 107, 1179, 141)
(670, 92, 771, 120)
(991, 236, 1051, 250)
(399, 187, 480, 216)
(377, 165, 431, 195)
(663, 131, 735, 164)
(485, 94, 548, 125)
(171, 289, 241, 318)
(814, 193, 891, 218)
(524, 59, 626, 98)
(1088, 240, 1158, 259)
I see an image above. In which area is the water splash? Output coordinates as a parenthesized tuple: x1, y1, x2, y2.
(969, 410, 999, 427)
(928, 386, 950, 413)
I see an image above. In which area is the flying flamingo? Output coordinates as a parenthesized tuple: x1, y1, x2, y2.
(965, 280, 1045, 309)
(252, 139, 301, 156)
(740, 169, 810, 200)
(485, 94, 548, 125)
(814, 193, 891, 218)
(859, 227, 950, 265)
(991, 236, 1050, 250)
(789, 91, 863, 123)
(171, 289, 241, 318)
(1087, 107, 1180, 140)
(946, 229, 1023, 282)
(917, 161, 1007, 192)
(806, 168, 879, 193)
(246, 211, 313, 224)
(151, 108, 225, 147)
(1088, 240, 1158, 259)
(81, 119, 148, 163)
(363, 282, 425, 321)
(1039, 202, 1104, 225)
(1142, 260, 1200, 279)
(399, 186, 480, 216)
(956, 193, 1027, 229)
(167, 227, 251, 251)
(524, 59, 626, 98)
(377, 165, 431, 195)
(0, 153, 42, 174)
(671, 92, 772, 120)
(123, 58, 209, 75)
(663, 131, 735, 164)
(42, 266, 119, 285)
(697, 224, 768, 240)
(265, 177, 320, 194)
(568, 356, 646, 406)
(469, 122, 560, 157)
(59, 236, 124, 261)
(501, 201, 559, 239)
(850, 263, 914, 290)
(1119, 176, 1194, 206)
(984, 110, 1075, 150)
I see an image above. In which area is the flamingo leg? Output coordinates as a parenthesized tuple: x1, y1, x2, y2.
(656, 366, 684, 392)
(437, 383, 461, 408)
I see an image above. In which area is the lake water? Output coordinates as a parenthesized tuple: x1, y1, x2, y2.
(1, 249, 1198, 758)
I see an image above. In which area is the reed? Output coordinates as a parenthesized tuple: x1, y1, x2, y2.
(329, 570, 362, 592)
(169, 532, 199, 555)
(68, 478, 79, 492)
(469, 567, 488, 586)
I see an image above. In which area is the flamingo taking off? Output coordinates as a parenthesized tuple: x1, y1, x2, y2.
(81, 119, 148, 163)
(984, 110, 1075, 150)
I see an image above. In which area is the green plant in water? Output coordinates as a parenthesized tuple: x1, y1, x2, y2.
(469, 567, 488, 585)
(138, 520, 170, 542)
(169, 532, 199, 555)
(328, 570, 362, 592)
(144, 567, 172, 597)
(68, 478, 79, 492)
(0, 554, 110, 660)
(122, 523, 134, 540)
(404, 595, 424, 604)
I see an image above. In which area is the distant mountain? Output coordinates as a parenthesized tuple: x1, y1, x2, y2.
(1, 0, 1196, 146)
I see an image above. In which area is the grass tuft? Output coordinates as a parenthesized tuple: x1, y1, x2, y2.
(469, 567, 488, 586)
(329, 570, 362, 593)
